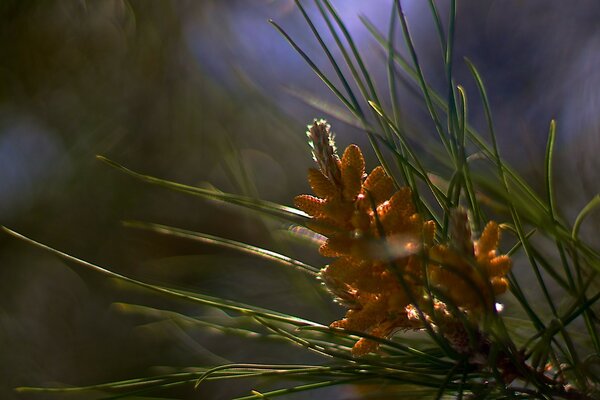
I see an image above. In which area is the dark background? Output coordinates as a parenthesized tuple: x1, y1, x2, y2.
(1, 1, 599, 399)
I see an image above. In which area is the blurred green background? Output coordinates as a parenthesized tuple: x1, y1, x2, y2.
(1, 1, 599, 399)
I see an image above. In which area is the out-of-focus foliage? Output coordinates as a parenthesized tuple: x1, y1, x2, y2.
(0, 2, 314, 399)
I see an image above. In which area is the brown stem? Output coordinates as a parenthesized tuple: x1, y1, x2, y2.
(444, 324, 594, 399)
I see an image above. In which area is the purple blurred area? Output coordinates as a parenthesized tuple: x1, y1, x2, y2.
(1, 1, 599, 399)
